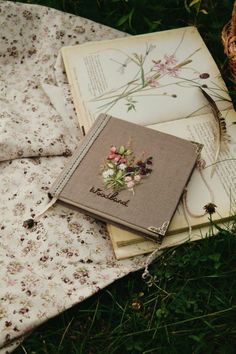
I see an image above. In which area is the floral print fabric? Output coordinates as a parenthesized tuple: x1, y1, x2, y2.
(0, 2, 149, 352)
(0, 0, 128, 161)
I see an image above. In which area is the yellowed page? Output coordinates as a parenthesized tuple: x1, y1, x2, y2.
(108, 223, 225, 260)
(62, 26, 231, 132)
(153, 108, 236, 231)
(109, 108, 236, 254)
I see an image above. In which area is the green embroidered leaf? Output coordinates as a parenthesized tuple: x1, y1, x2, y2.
(119, 145, 125, 155)
(125, 149, 132, 156)
(116, 170, 123, 179)
(107, 162, 115, 168)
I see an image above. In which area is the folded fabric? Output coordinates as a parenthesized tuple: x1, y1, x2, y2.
(0, 0, 127, 162)
(0, 2, 147, 353)
(0, 84, 79, 161)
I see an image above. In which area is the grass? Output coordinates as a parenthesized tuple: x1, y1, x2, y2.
(6, 0, 236, 353)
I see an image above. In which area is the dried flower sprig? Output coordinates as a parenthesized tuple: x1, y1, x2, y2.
(203, 202, 217, 215)
(200, 88, 230, 177)
(101, 145, 153, 193)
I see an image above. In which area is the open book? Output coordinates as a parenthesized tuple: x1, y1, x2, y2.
(61, 26, 236, 259)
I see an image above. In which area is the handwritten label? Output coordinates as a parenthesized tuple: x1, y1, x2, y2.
(90, 187, 130, 207)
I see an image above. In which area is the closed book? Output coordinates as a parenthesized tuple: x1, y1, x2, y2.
(49, 113, 200, 242)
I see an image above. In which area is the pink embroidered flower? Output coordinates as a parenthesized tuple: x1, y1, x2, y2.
(125, 176, 132, 182)
(108, 153, 116, 160)
(114, 155, 121, 162)
(134, 174, 141, 182)
(126, 181, 135, 189)
(110, 146, 117, 153)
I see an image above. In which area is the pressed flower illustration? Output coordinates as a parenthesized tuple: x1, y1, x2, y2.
(91, 36, 213, 114)
(101, 144, 153, 193)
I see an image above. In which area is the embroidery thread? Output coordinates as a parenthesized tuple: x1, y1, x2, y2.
(101, 144, 153, 193)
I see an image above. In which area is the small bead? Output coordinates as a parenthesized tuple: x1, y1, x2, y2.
(23, 219, 36, 229)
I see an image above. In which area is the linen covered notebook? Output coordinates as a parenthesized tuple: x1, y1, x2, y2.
(48, 113, 200, 242)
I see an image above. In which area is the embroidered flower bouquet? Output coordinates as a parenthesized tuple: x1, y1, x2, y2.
(101, 144, 153, 193)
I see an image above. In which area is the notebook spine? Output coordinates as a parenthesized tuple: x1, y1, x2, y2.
(49, 114, 111, 197)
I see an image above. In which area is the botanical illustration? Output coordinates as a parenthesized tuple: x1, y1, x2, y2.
(92, 32, 213, 114)
(101, 144, 153, 193)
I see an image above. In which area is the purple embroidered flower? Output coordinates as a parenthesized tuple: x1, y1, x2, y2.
(140, 169, 147, 176)
(137, 161, 146, 168)
(126, 166, 134, 173)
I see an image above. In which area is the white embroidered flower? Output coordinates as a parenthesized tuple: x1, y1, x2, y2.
(102, 169, 114, 179)
(118, 163, 127, 171)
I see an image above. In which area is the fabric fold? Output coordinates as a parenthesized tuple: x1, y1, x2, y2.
(0, 0, 127, 162)
(0, 2, 148, 353)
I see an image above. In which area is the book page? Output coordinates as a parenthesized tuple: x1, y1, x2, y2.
(109, 108, 236, 250)
(155, 108, 236, 232)
(108, 222, 227, 260)
(62, 26, 232, 131)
